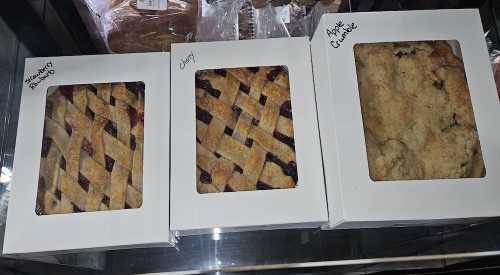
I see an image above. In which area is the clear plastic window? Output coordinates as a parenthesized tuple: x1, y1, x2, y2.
(354, 41, 485, 181)
(195, 66, 298, 193)
(36, 82, 144, 215)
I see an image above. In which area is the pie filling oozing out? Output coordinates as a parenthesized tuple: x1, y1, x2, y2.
(354, 41, 485, 181)
(37, 82, 144, 215)
(195, 66, 298, 193)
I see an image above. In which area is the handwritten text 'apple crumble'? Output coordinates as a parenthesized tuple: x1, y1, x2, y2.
(327, 21, 358, 48)
(25, 62, 55, 90)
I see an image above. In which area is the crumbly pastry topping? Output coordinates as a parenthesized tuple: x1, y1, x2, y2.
(37, 83, 144, 214)
(354, 41, 485, 181)
(195, 66, 298, 193)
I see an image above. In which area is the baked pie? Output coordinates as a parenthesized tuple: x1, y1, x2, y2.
(37, 82, 144, 215)
(354, 41, 485, 181)
(195, 66, 298, 193)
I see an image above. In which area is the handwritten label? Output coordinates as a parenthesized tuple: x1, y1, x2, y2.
(24, 61, 55, 91)
(326, 21, 358, 49)
(179, 52, 195, 70)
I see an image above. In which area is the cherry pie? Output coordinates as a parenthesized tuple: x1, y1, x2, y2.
(196, 66, 298, 193)
(37, 82, 144, 215)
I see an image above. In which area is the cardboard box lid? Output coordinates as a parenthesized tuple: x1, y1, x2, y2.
(311, 10, 500, 227)
(4, 53, 172, 254)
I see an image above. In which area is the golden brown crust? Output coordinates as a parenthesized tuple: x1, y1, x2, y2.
(195, 66, 298, 192)
(355, 41, 485, 181)
(37, 82, 144, 215)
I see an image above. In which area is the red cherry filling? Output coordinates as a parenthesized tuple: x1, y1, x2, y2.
(64, 121, 73, 135)
(105, 155, 114, 172)
(59, 85, 74, 103)
(130, 135, 136, 150)
(127, 106, 144, 128)
(45, 101, 53, 118)
(41, 136, 52, 157)
(77, 173, 90, 192)
(81, 138, 94, 157)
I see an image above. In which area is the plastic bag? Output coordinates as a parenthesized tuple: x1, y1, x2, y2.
(238, 0, 256, 40)
(280, 0, 342, 38)
(487, 35, 500, 100)
(254, 3, 290, 38)
(196, 0, 245, 42)
(284, 2, 308, 37)
(239, 0, 291, 40)
(196, 0, 289, 41)
(492, 56, 500, 100)
(82, 0, 198, 53)
(307, 0, 341, 36)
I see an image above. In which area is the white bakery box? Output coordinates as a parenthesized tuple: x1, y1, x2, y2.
(311, 9, 500, 229)
(170, 37, 328, 235)
(3, 53, 172, 255)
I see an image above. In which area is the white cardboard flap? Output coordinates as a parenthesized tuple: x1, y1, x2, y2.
(311, 10, 500, 228)
(170, 38, 328, 235)
(4, 53, 172, 254)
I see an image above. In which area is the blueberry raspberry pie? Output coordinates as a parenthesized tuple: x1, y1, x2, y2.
(37, 82, 144, 215)
(195, 66, 298, 193)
